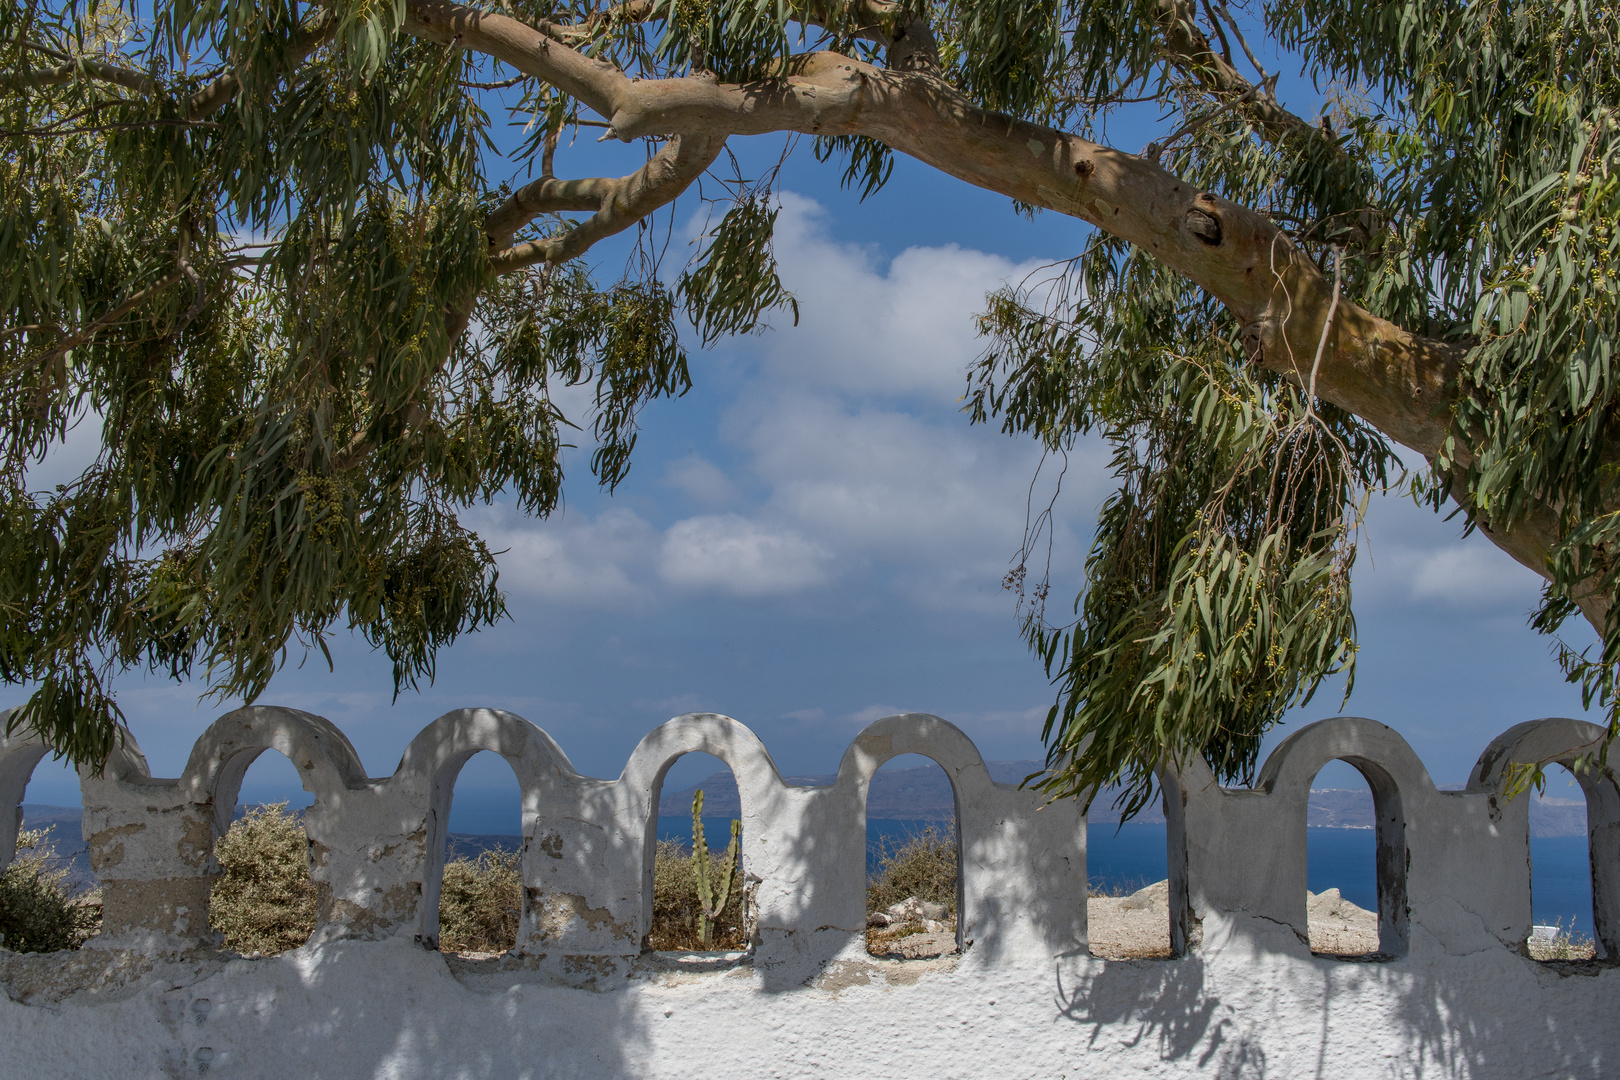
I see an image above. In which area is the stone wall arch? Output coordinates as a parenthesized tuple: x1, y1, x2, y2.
(620, 713, 792, 951)
(0, 709, 50, 871)
(836, 714, 975, 952)
(178, 706, 367, 838)
(835, 713, 1085, 965)
(1256, 717, 1424, 955)
(393, 708, 580, 950)
(1471, 718, 1619, 958)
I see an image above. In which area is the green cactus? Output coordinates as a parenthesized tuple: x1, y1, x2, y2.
(691, 789, 741, 947)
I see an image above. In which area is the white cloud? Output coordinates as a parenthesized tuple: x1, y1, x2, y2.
(724, 387, 1100, 612)
(746, 393, 1061, 553)
(664, 455, 737, 505)
(658, 513, 833, 597)
(1352, 491, 1545, 615)
(684, 193, 1099, 612)
(467, 193, 1090, 616)
(473, 505, 657, 607)
(947, 705, 1051, 735)
(761, 194, 1048, 404)
(1407, 544, 1541, 609)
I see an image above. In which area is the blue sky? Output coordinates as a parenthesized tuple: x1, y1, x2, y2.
(15, 37, 1600, 816)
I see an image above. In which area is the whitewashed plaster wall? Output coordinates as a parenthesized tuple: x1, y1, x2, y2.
(1, 707, 1617, 1079)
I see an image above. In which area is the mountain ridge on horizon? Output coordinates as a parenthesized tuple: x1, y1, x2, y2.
(656, 764, 1591, 835)
(18, 766, 1591, 838)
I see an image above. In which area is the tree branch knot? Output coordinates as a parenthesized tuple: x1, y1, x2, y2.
(1186, 208, 1222, 246)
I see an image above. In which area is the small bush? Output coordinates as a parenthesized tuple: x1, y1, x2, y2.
(650, 838, 746, 950)
(211, 803, 316, 955)
(867, 824, 957, 917)
(0, 827, 99, 952)
(1528, 919, 1599, 962)
(437, 848, 522, 954)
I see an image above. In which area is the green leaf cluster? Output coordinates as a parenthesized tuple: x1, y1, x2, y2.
(970, 0, 1620, 809)
(973, 231, 1389, 813)
(6, 0, 1620, 803)
(0, 0, 799, 762)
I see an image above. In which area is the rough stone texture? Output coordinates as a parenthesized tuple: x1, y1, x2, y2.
(2, 707, 1619, 1077)
(1089, 882, 1177, 961)
(1088, 882, 1380, 960)
(1309, 888, 1382, 955)
(881, 929, 957, 959)
(1, 934, 1618, 1077)
(886, 897, 948, 922)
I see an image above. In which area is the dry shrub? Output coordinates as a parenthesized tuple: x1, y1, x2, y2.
(649, 838, 746, 950)
(1528, 919, 1599, 962)
(210, 803, 316, 955)
(437, 848, 522, 954)
(867, 824, 958, 916)
(0, 826, 99, 953)
(1086, 880, 1140, 898)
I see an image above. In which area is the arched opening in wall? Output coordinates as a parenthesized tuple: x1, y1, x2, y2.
(209, 750, 317, 955)
(1305, 758, 1405, 958)
(432, 750, 524, 957)
(864, 754, 960, 960)
(1527, 763, 1598, 961)
(2, 754, 98, 953)
(649, 752, 749, 953)
(1085, 784, 1172, 960)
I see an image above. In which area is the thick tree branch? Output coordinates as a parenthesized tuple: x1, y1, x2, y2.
(487, 133, 724, 271)
(483, 176, 618, 251)
(187, 16, 339, 120)
(403, 0, 1454, 450)
(0, 56, 157, 96)
(402, 1, 1578, 616)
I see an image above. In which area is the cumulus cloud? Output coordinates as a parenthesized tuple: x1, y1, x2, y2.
(759, 194, 1049, 403)
(658, 513, 833, 596)
(664, 455, 737, 505)
(1407, 544, 1542, 609)
(472, 505, 657, 607)
(1353, 492, 1544, 615)
(716, 373, 1106, 612)
(468, 192, 1092, 615)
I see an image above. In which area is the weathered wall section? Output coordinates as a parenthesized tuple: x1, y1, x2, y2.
(1, 707, 1617, 1079)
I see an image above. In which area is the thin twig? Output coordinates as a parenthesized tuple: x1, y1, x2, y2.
(460, 75, 526, 90)
(10, 271, 186, 377)
(1304, 245, 1343, 422)
(1210, 1, 1273, 90)
(1145, 73, 1278, 161)
(1201, 0, 1235, 68)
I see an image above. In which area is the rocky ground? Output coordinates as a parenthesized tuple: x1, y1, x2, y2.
(1086, 880, 1381, 959)
(866, 896, 958, 959)
(863, 884, 1377, 961)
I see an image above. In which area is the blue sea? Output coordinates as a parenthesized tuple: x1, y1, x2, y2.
(650, 817, 1596, 938)
(21, 797, 1594, 936)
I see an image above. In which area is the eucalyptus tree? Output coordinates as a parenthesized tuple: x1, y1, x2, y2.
(2, 1, 1615, 808)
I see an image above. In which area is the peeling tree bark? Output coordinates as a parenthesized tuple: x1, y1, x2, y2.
(397, 0, 1585, 625)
